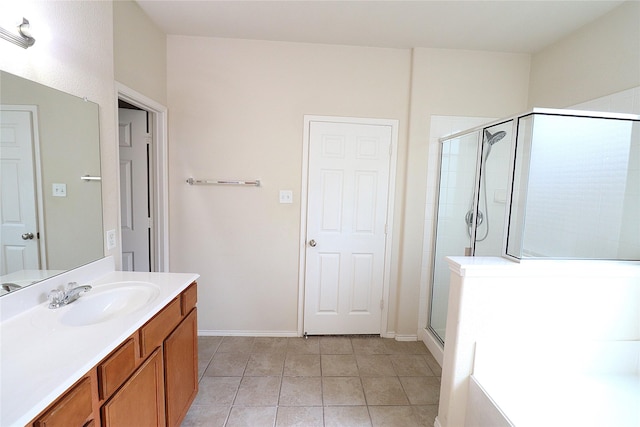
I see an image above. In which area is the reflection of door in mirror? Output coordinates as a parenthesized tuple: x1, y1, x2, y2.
(119, 107, 151, 272)
(0, 106, 45, 275)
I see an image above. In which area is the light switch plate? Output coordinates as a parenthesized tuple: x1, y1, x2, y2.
(279, 190, 293, 204)
(52, 183, 67, 197)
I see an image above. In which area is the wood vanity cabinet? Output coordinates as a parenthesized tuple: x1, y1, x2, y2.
(30, 282, 198, 427)
(33, 373, 98, 427)
(164, 308, 198, 426)
(101, 348, 165, 426)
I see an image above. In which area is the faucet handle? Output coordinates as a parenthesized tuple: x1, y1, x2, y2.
(48, 289, 64, 308)
(66, 281, 78, 290)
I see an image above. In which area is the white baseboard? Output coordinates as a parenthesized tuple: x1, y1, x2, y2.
(199, 330, 299, 337)
(421, 327, 444, 366)
(199, 330, 419, 340)
(394, 334, 419, 342)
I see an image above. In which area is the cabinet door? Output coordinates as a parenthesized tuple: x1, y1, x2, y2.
(101, 348, 165, 427)
(164, 308, 198, 427)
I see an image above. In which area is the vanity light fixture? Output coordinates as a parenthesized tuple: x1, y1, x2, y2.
(0, 18, 36, 49)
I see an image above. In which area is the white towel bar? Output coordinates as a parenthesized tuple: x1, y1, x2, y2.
(186, 178, 260, 187)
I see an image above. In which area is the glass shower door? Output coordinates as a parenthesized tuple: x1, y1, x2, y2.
(474, 121, 514, 256)
(428, 130, 480, 343)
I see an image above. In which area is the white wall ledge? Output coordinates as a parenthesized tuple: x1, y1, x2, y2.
(447, 256, 640, 278)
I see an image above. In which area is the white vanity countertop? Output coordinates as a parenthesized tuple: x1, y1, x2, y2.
(0, 268, 199, 426)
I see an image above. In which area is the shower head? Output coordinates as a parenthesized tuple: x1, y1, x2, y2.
(484, 130, 506, 146)
(482, 129, 506, 161)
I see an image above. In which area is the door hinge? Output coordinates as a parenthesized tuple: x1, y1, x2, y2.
(380, 299, 384, 310)
(384, 224, 388, 234)
(148, 217, 153, 228)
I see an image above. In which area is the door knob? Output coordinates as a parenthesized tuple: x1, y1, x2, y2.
(308, 239, 317, 247)
(22, 232, 35, 240)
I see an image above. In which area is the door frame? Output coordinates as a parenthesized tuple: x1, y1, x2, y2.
(115, 83, 169, 272)
(298, 115, 399, 337)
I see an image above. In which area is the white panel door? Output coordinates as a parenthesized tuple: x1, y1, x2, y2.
(119, 108, 151, 272)
(304, 121, 392, 335)
(0, 109, 40, 275)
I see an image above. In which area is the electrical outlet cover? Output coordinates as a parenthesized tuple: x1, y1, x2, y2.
(279, 190, 293, 204)
(106, 229, 116, 250)
(52, 183, 67, 197)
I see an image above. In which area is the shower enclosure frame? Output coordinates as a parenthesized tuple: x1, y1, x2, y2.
(427, 116, 516, 346)
(502, 108, 640, 262)
(426, 107, 640, 348)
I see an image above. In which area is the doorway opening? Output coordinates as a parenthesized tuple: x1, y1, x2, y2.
(116, 83, 169, 272)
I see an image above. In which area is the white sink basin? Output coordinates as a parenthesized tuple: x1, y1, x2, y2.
(59, 282, 160, 326)
(29, 281, 161, 329)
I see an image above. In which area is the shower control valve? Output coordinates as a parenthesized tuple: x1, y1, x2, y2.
(465, 210, 484, 227)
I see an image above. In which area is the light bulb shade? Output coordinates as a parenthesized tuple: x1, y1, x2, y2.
(0, 17, 36, 49)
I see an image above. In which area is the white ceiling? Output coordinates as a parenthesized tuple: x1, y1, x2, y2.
(135, 0, 626, 54)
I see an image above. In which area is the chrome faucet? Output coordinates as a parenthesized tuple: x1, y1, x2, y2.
(48, 282, 92, 309)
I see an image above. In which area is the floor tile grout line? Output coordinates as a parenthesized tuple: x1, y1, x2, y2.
(194, 336, 439, 426)
(272, 374, 283, 427)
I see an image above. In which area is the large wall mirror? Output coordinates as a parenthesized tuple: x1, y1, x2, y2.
(0, 70, 103, 296)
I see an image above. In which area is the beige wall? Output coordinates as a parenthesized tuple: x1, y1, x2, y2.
(529, 0, 640, 108)
(166, 36, 531, 336)
(167, 36, 412, 334)
(401, 48, 530, 335)
(0, 0, 118, 262)
(113, 0, 167, 105)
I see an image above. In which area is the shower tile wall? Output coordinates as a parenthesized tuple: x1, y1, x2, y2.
(570, 86, 640, 115)
(568, 86, 640, 259)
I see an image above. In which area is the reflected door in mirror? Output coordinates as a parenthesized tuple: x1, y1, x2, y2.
(0, 107, 42, 274)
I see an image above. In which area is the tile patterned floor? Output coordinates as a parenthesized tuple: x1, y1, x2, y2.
(182, 336, 441, 427)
